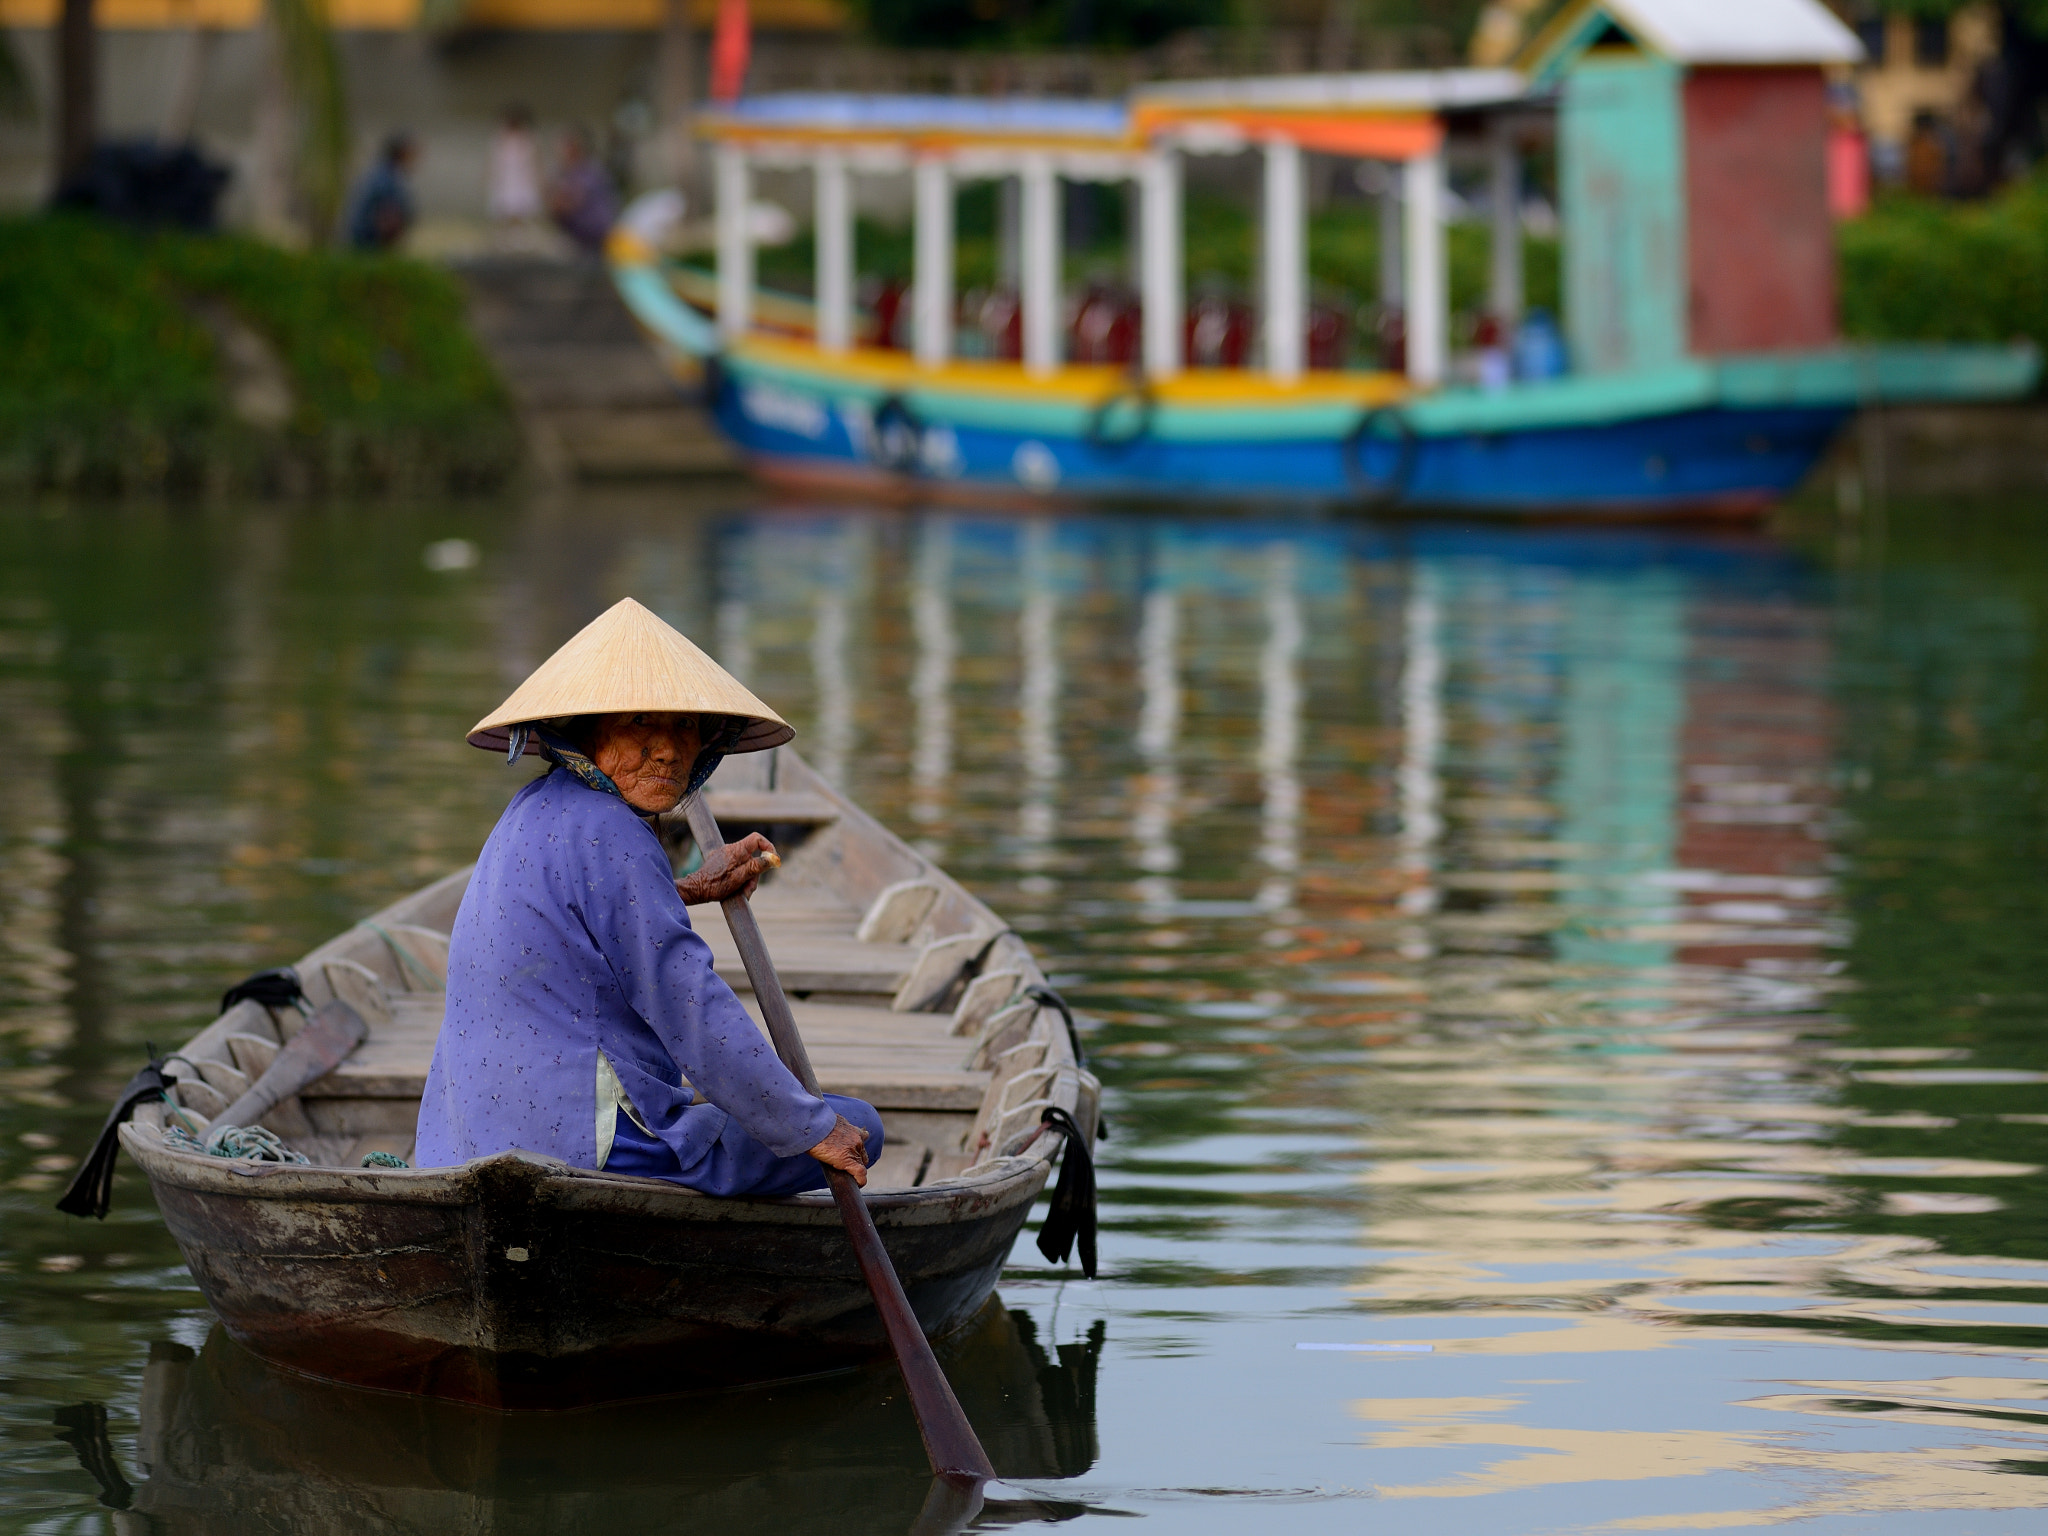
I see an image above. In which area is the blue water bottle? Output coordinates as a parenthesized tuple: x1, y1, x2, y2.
(1514, 308, 1568, 381)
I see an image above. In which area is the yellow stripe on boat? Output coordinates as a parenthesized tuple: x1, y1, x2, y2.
(729, 334, 1414, 409)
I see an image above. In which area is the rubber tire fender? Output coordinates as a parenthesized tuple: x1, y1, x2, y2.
(1086, 379, 1154, 455)
(1342, 405, 1419, 506)
(870, 393, 924, 473)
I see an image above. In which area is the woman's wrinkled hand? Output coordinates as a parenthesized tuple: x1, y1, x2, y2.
(807, 1113, 872, 1186)
(676, 832, 779, 906)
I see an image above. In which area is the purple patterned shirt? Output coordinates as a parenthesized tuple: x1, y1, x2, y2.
(414, 769, 835, 1172)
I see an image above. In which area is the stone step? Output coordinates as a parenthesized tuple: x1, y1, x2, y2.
(453, 255, 738, 479)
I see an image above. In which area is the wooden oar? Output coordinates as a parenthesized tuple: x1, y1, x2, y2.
(214, 1000, 369, 1132)
(683, 795, 996, 1484)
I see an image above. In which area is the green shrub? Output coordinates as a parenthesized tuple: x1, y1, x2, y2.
(0, 216, 223, 489)
(1840, 181, 2048, 355)
(0, 215, 519, 495)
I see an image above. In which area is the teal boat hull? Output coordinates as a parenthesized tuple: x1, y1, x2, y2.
(711, 365, 1849, 511)
(708, 347, 2037, 513)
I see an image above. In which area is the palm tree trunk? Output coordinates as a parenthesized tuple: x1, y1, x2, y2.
(55, 0, 95, 185)
(250, 8, 296, 237)
(659, 0, 700, 201)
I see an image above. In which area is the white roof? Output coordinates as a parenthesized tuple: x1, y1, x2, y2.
(1133, 68, 1530, 113)
(1572, 0, 1863, 65)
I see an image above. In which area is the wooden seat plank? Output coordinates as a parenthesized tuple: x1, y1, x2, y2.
(865, 1140, 929, 1191)
(688, 917, 916, 996)
(313, 993, 988, 1113)
(810, 1072, 987, 1112)
(746, 897, 860, 924)
(354, 999, 967, 1055)
(807, 1048, 970, 1076)
(704, 790, 840, 826)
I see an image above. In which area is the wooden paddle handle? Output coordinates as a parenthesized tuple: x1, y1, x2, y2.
(683, 802, 824, 1095)
(683, 795, 995, 1483)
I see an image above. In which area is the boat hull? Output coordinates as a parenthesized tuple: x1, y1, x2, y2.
(133, 1137, 1049, 1410)
(708, 362, 1849, 512)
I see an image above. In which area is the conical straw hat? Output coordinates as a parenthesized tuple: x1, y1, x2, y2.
(468, 597, 793, 757)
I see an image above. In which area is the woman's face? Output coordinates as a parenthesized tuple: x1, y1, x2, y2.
(588, 711, 703, 814)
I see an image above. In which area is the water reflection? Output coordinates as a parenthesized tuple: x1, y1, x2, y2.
(910, 517, 956, 845)
(1255, 543, 1302, 919)
(1131, 564, 1181, 917)
(65, 1304, 1099, 1535)
(3, 496, 2048, 1530)
(1397, 562, 1445, 948)
(1017, 521, 1060, 880)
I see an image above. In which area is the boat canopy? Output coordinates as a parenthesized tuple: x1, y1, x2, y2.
(1131, 67, 1528, 160)
(694, 71, 1541, 388)
(699, 93, 1134, 154)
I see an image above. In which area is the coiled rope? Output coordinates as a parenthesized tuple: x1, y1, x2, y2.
(162, 1120, 409, 1169)
(162, 1122, 309, 1164)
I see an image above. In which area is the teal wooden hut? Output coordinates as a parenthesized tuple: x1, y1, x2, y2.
(1524, 0, 1862, 375)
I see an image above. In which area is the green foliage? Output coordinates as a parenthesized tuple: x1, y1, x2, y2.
(1189, 190, 1563, 321)
(854, 0, 1486, 49)
(1839, 180, 2048, 352)
(169, 235, 511, 451)
(858, 0, 1226, 50)
(1874, 0, 2048, 35)
(0, 216, 222, 491)
(0, 215, 518, 495)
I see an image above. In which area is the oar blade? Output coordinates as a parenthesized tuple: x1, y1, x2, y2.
(216, 1000, 367, 1130)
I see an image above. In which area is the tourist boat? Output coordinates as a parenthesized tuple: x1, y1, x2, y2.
(117, 744, 1098, 1410)
(606, 0, 2038, 512)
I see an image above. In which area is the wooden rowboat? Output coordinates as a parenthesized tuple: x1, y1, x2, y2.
(120, 746, 1099, 1410)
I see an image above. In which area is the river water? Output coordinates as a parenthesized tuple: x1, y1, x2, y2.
(2, 489, 2046, 1534)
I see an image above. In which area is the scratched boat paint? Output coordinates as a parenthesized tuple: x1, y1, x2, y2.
(2, 491, 2046, 1533)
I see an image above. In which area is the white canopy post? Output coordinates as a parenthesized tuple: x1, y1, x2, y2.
(997, 176, 1021, 288)
(1021, 154, 1061, 376)
(815, 150, 853, 354)
(1377, 173, 1403, 307)
(1139, 147, 1183, 379)
(1261, 137, 1305, 383)
(913, 154, 954, 368)
(1403, 149, 1446, 388)
(1487, 118, 1523, 326)
(715, 143, 753, 342)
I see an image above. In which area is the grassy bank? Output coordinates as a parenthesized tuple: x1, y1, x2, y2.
(1841, 179, 2048, 355)
(0, 216, 521, 495)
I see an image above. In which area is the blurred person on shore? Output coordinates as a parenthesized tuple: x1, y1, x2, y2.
(549, 130, 619, 255)
(1905, 112, 1951, 196)
(490, 106, 545, 227)
(347, 134, 417, 252)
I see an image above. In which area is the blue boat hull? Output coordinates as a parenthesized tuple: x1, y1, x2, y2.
(708, 367, 1850, 512)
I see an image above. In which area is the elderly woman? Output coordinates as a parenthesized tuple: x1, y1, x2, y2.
(414, 598, 879, 1194)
